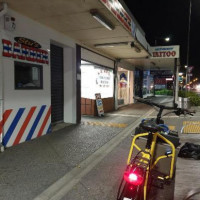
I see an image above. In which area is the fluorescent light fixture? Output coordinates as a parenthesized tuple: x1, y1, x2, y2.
(165, 37, 170, 42)
(94, 42, 129, 48)
(166, 78, 173, 81)
(90, 9, 114, 30)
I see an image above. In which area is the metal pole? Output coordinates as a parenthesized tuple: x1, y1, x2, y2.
(173, 58, 178, 106)
(186, 0, 192, 91)
(114, 60, 119, 109)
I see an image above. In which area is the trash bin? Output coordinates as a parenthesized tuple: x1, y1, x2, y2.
(178, 97, 191, 109)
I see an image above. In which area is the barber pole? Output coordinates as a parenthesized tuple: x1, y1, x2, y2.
(0, 105, 51, 147)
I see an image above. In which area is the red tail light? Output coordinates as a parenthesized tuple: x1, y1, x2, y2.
(123, 171, 144, 185)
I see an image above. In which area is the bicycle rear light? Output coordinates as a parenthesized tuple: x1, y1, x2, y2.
(123, 171, 144, 185)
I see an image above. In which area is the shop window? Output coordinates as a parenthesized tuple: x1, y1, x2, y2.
(15, 61, 43, 89)
(81, 62, 114, 99)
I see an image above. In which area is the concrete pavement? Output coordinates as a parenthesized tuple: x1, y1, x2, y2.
(0, 96, 199, 200)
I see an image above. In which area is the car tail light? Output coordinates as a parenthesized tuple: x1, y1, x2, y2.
(123, 171, 144, 185)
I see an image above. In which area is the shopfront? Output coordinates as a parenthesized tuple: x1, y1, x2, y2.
(81, 48, 115, 116)
(117, 67, 134, 106)
(0, 9, 77, 148)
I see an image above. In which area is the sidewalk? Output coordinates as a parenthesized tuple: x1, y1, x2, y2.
(0, 96, 196, 200)
(0, 97, 156, 200)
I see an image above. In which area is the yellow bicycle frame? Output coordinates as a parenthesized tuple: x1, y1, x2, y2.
(127, 132, 176, 200)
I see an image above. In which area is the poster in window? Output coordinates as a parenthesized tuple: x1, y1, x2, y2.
(119, 72, 127, 99)
(32, 67, 39, 80)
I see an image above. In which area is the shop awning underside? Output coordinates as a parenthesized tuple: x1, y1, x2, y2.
(123, 58, 180, 71)
(4, 0, 150, 64)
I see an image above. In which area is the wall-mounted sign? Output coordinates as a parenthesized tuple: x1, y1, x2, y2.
(150, 70, 173, 78)
(150, 45, 180, 59)
(2, 39, 48, 64)
(188, 66, 194, 73)
(99, 0, 132, 33)
(95, 93, 104, 117)
(14, 37, 42, 49)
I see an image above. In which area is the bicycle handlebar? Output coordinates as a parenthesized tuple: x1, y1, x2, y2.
(134, 97, 195, 116)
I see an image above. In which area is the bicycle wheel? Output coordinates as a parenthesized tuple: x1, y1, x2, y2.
(117, 178, 144, 200)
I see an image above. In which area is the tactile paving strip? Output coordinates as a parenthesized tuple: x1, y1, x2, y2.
(182, 121, 200, 134)
(84, 121, 128, 128)
(168, 126, 175, 131)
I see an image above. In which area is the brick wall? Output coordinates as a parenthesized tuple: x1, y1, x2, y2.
(81, 97, 114, 116)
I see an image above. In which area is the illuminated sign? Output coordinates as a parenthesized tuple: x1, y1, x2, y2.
(150, 46, 180, 59)
(2, 39, 49, 64)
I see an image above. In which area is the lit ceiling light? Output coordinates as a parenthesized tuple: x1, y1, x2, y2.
(90, 9, 114, 30)
(165, 37, 170, 42)
(113, 1, 122, 10)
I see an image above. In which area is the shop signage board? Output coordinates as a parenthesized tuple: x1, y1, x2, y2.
(95, 93, 104, 117)
(150, 45, 180, 59)
(14, 37, 42, 48)
(99, 0, 132, 34)
(150, 70, 172, 76)
(2, 38, 49, 64)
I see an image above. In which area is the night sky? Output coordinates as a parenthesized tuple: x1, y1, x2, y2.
(123, 0, 200, 79)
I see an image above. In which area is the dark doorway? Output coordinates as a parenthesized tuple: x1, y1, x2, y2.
(50, 44, 64, 123)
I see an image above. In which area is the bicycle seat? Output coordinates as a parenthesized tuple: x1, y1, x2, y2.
(140, 120, 164, 133)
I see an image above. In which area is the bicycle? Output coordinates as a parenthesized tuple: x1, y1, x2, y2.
(117, 97, 195, 200)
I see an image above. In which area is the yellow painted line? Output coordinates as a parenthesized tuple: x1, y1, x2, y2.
(84, 121, 128, 128)
(183, 121, 200, 134)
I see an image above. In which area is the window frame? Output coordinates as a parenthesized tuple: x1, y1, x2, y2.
(14, 61, 43, 90)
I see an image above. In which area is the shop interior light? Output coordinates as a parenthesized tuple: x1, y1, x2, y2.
(90, 9, 114, 31)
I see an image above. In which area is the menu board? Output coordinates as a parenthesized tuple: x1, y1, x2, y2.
(95, 93, 104, 117)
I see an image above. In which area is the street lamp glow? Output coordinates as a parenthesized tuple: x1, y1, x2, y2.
(185, 65, 188, 69)
(165, 37, 170, 42)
